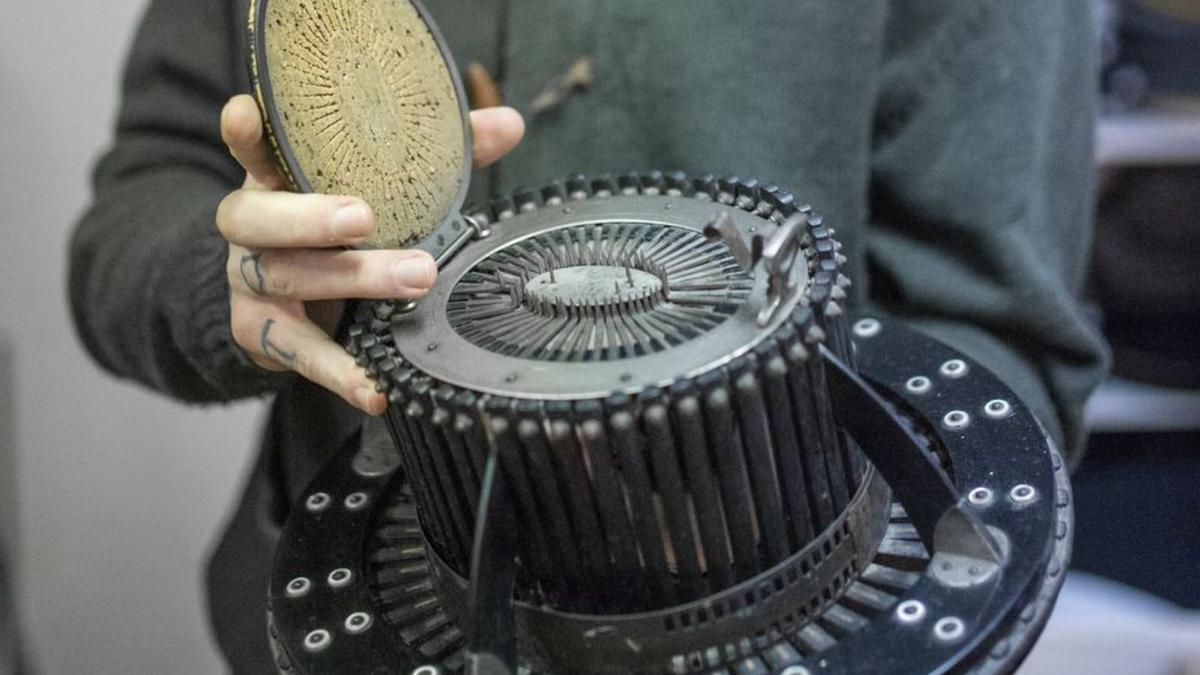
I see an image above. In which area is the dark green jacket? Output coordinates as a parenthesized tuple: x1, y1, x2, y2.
(69, 0, 1108, 670)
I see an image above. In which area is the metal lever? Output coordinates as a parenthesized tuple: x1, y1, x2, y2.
(704, 211, 806, 327)
(820, 345, 1002, 565)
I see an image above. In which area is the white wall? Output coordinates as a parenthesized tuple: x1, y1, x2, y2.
(0, 2, 266, 673)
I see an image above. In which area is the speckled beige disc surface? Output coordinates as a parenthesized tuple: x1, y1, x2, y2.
(257, 0, 467, 249)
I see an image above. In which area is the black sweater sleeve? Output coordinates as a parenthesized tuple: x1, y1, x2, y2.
(70, 0, 294, 401)
(867, 1, 1110, 463)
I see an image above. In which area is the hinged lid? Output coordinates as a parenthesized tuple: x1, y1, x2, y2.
(248, 0, 473, 256)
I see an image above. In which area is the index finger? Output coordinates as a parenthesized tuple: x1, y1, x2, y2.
(221, 94, 288, 191)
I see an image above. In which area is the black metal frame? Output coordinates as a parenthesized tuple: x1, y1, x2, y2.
(267, 313, 1070, 675)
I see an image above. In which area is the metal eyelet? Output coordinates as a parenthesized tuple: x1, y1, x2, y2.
(906, 376, 932, 394)
(305, 492, 331, 512)
(939, 359, 968, 378)
(968, 487, 994, 506)
(1010, 484, 1037, 504)
(942, 410, 971, 431)
(853, 318, 882, 338)
(896, 600, 927, 624)
(285, 577, 311, 598)
(344, 612, 373, 634)
(328, 568, 353, 589)
(984, 399, 1013, 419)
(303, 629, 332, 653)
(344, 492, 369, 511)
(934, 617, 966, 641)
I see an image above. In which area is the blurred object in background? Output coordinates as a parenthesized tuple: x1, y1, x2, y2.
(0, 537, 23, 675)
(1068, 3, 1200, 671)
(1099, 0, 1200, 112)
(1095, 0, 1200, 166)
(1092, 165, 1200, 389)
(1090, 0, 1200, 396)
(1071, 433, 1200, 608)
(1, 336, 24, 674)
(1023, 572, 1200, 675)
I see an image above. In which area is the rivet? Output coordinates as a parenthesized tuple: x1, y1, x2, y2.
(505, 373, 519, 383)
(412, 667, 440, 675)
(328, 568, 353, 589)
(905, 376, 932, 394)
(1010, 484, 1037, 504)
(984, 399, 1012, 419)
(305, 493, 331, 513)
(344, 492, 369, 511)
(426, 343, 438, 351)
(285, 577, 311, 598)
(303, 629, 332, 653)
(780, 667, 812, 675)
(896, 600, 926, 623)
(939, 359, 968, 378)
(853, 318, 882, 338)
(968, 487, 994, 506)
(935, 617, 965, 641)
(942, 410, 971, 430)
(344, 612, 373, 635)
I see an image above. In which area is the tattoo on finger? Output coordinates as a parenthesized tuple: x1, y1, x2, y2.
(240, 252, 267, 295)
(260, 318, 296, 364)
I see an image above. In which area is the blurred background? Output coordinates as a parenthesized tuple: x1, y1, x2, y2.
(0, 0, 1197, 673)
(0, 3, 266, 673)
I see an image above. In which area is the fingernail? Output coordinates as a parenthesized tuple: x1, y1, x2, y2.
(355, 386, 380, 413)
(392, 256, 436, 290)
(331, 202, 372, 240)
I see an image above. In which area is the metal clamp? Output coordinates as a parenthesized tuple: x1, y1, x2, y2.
(704, 211, 806, 327)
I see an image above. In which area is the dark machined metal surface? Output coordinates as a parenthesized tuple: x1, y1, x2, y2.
(264, 176, 1070, 675)
(267, 310, 1070, 675)
(393, 195, 808, 399)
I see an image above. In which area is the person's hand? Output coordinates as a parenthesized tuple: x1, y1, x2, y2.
(218, 95, 524, 414)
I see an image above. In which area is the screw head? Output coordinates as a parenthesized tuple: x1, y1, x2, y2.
(968, 487, 994, 506)
(305, 493, 331, 512)
(905, 376, 932, 394)
(344, 612, 373, 634)
(303, 629, 332, 653)
(896, 600, 927, 624)
(285, 577, 311, 598)
(853, 318, 882, 338)
(942, 410, 971, 431)
(939, 359, 968, 378)
(344, 492, 369, 511)
(328, 568, 353, 589)
(934, 617, 966, 641)
(1010, 484, 1037, 504)
(985, 399, 1013, 419)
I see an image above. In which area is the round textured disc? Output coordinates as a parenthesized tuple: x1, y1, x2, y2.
(249, 0, 470, 250)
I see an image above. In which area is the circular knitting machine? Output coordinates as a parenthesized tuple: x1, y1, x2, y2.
(248, 1, 1073, 673)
